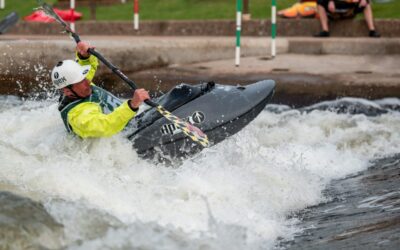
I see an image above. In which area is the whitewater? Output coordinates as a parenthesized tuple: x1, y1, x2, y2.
(1, 95, 399, 249)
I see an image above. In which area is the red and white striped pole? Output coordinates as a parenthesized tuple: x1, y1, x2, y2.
(70, 0, 75, 32)
(133, 0, 139, 30)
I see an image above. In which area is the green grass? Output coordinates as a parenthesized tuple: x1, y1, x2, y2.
(1, 0, 399, 20)
(369, 0, 400, 18)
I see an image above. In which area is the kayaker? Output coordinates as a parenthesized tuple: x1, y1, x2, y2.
(52, 41, 150, 138)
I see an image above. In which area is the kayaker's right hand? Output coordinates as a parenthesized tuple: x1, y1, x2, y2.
(130, 88, 150, 109)
(328, 1, 336, 13)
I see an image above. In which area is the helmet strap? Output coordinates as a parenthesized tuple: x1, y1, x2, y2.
(66, 85, 83, 99)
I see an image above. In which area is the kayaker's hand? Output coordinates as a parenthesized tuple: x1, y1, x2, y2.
(130, 89, 150, 109)
(328, 0, 336, 13)
(76, 41, 94, 58)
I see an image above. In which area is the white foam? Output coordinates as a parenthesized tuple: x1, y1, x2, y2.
(374, 97, 400, 106)
(307, 97, 383, 109)
(1, 98, 399, 249)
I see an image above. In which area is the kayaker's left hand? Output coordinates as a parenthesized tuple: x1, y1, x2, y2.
(76, 41, 94, 58)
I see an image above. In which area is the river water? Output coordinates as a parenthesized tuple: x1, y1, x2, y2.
(0, 95, 399, 249)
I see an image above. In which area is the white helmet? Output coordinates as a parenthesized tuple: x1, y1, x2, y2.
(51, 60, 91, 89)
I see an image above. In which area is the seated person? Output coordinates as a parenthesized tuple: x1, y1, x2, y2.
(315, 0, 380, 37)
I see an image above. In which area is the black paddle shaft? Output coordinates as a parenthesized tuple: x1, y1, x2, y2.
(87, 48, 157, 107)
(72, 33, 157, 107)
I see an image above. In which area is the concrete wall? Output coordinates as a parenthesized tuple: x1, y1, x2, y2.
(288, 37, 400, 55)
(0, 37, 286, 96)
(1, 36, 399, 97)
(6, 19, 400, 37)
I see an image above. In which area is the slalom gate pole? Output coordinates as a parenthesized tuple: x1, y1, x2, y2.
(271, 0, 276, 58)
(70, 0, 75, 32)
(133, 0, 139, 30)
(235, 0, 242, 67)
(0, 0, 5, 9)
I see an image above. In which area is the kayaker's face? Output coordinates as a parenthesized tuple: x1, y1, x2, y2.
(71, 78, 92, 97)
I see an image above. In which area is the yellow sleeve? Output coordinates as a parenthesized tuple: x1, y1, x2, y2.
(76, 53, 99, 82)
(67, 101, 137, 138)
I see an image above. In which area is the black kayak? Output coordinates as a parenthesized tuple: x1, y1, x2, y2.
(127, 80, 275, 161)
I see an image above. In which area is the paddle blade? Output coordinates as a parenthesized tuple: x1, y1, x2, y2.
(37, 1, 77, 37)
(37, 1, 65, 26)
(156, 105, 209, 147)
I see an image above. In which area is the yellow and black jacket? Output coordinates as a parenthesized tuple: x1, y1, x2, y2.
(58, 54, 137, 138)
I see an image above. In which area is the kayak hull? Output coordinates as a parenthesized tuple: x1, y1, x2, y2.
(128, 80, 275, 162)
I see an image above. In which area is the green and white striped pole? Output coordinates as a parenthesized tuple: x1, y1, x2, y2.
(271, 0, 277, 58)
(235, 0, 242, 67)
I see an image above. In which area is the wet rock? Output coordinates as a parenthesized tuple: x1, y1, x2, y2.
(46, 199, 125, 244)
(279, 154, 400, 250)
(0, 191, 64, 250)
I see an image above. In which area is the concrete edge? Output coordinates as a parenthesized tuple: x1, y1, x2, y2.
(5, 19, 400, 37)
